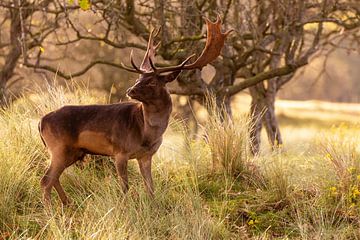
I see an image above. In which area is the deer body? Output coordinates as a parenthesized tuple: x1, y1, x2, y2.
(39, 16, 231, 205)
(40, 84, 172, 204)
(40, 100, 171, 159)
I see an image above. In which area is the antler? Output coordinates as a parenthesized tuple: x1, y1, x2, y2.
(182, 15, 233, 71)
(122, 15, 232, 74)
(121, 28, 161, 74)
(140, 27, 161, 72)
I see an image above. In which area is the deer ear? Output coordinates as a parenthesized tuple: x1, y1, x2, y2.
(162, 70, 182, 83)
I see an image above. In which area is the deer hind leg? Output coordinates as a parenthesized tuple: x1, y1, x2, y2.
(41, 147, 78, 206)
(40, 161, 67, 206)
(40, 167, 53, 204)
(114, 153, 129, 193)
(137, 155, 154, 196)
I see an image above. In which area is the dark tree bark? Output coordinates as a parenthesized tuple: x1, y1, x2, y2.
(263, 88, 282, 148)
(0, 47, 21, 105)
(0, 4, 23, 105)
(249, 85, 266, 155)
(209, 53, 236, 121)
(249, 82, 282, 155)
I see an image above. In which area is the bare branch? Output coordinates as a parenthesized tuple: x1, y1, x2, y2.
(24, 60, 132, 80)
(224, 60, 308, 96)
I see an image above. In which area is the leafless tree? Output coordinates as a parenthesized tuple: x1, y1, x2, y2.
(0, 0, 81, 103)
(224, 0, 360, 153)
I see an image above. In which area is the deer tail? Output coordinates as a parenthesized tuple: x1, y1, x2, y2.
(38, 119, 46, 147)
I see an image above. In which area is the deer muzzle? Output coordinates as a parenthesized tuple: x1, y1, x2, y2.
(126, 86, 140, 99)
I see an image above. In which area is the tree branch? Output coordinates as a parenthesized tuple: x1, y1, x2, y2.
(223, 60, 308, 96)
(24, 60, 132, 80)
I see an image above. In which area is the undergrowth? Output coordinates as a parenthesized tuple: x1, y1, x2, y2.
(0, 83, 359, 239)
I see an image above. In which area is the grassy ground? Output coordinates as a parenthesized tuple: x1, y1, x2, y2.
(0, 85, 359, 239)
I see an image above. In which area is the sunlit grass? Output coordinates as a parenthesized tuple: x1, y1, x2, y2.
(0, 84, 360, 239)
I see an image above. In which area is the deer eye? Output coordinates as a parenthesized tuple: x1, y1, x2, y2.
(147, 81, 156, 86)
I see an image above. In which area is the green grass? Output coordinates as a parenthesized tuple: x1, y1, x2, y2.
(0, 83, 360, 239)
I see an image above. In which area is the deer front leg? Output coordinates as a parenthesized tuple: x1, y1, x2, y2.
(137, 155, 154, 196)
(114, 153, 129, 193)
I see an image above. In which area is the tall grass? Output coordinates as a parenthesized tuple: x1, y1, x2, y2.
(202, 95, 252, 178)
(0, 84, 232, 239)
(0, 83, 360, 239)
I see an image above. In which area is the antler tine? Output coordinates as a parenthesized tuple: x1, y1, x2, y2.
(140, 27, 161, 72)
(149, 54, 196, 75)
(120, 62, 143, 73)
(122, 28, 162, 74)
(155, 41, 161, 50)
(149, 27, 162, 72)
(120, 50, 144, 74)
(130, 50, 144, 73)
(149, 57, 157, 72)
(180, 54, 196, 67)
(154, 26, 161, 38)
(215, 13, 221, 24)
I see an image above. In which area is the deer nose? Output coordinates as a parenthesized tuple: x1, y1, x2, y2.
(126, 87, 136, 97)
(126, 87, 133, 95)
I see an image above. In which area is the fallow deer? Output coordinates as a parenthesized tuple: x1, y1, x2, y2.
(39, 16, 232, 205)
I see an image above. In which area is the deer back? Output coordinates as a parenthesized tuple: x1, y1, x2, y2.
(39, 102, 150, 156)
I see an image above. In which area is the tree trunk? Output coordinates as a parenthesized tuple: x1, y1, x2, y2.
(0, 84, 7, 106)
(263, 88, 282, 148)
(0, 4, 25, 106)
(249, 86, 266, 155)
(0, 46, 22, 106)
(249, 83, 282, 154)
(210, 57, 235, 121)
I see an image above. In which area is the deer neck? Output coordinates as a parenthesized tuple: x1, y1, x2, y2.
(141, 95, 172, 140)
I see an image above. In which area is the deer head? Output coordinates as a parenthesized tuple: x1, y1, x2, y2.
(123, 15, 233, 104)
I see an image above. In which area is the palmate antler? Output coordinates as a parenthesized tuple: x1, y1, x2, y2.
(122, 15, 233, 74)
